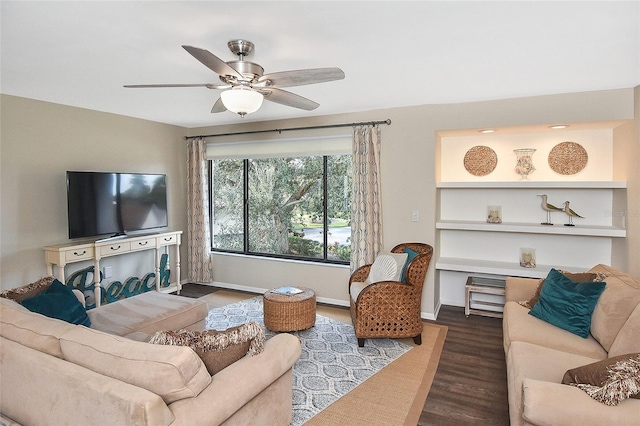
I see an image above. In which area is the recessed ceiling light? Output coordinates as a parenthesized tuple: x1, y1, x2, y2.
(479, 129, 495, 133)
(549, 124, 569, 129)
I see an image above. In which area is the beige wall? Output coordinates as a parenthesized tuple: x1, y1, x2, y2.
(610, 86, 640, 277)
(1, 88, 637, 318)
(634, 86, 640, 278)
(0, 95, 187, 289)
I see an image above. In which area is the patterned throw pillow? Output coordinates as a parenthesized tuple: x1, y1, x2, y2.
(0, 276, 55, 303)
(149, 322, 265, 375)
(366, 252, 408, 284)
(562, 353, 640, 405)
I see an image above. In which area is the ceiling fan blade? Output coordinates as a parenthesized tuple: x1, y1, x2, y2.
(258, 67, 345, 88)
(182, 45, 243, 79)
(211, 97, 227, 113)
(124, 83, 229, 89)
(261, 88, 319, 111)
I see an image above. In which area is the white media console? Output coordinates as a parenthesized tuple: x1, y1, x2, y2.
(44, 230, 182, 307)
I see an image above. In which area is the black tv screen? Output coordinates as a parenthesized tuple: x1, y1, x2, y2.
(67, 171, 168, 239)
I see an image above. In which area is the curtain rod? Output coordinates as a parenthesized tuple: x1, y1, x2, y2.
(184, 119, 391, 140)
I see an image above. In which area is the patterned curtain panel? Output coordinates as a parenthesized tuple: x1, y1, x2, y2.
(350, 125, 383, 271)
(187, 138, 214, 283)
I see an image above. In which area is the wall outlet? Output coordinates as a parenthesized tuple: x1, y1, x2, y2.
(103, 266, 113, 279)
(412, 211, 419, 222)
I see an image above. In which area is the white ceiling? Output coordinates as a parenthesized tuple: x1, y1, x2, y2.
(1, 1, 639, 129)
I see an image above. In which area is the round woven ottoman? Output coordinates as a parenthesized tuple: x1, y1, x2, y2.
(263, 287, 316, 332)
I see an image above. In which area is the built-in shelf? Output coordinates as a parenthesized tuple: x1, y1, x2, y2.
(436, 124, 629, 309)
(436, 181, 627, 189)
(436, 257, 589, 279)
(436, 220, 626, 237)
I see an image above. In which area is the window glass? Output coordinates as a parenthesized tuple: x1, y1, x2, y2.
(211, 154, 351, 264)
(326, 155, 352, 262)
(249, 156, 322, 258)
(211, 159, 244, 251)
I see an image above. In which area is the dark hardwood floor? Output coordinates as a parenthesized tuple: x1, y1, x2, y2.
(421, 307, 509, 425)
(179, 283, 224, 298)
(179, 284, 509, 425)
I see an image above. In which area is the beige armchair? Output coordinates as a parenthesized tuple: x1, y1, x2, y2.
(348, 243, 434, 347)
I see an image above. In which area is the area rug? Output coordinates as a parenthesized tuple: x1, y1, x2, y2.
(305, 322, 446, 426)
(204, 296, 414, 425)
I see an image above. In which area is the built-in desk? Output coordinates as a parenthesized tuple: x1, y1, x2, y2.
(44, 231, 182, 307)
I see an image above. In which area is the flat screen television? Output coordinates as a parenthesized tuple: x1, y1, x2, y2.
(67, 171, 168, 239)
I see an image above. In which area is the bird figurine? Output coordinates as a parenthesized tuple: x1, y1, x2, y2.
(537, 194, 563, 225)
(563, 201, 584, 226)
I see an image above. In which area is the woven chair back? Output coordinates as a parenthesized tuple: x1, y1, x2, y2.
(391, 242, 434, 291)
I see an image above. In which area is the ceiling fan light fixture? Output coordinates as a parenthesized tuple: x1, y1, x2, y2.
(221, 86, 263, 117)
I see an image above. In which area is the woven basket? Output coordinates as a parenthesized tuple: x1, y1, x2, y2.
(263, 287, 316, 332)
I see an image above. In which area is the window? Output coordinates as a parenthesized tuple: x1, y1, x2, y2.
(210, 153, 352, 264)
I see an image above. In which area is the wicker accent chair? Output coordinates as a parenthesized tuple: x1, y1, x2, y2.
(348, 242, 434, 347)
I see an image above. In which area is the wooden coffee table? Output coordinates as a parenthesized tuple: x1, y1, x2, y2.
(263, 287, 316, 332)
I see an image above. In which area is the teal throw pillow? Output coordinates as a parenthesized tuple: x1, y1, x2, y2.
(400, 247, 420, 282)
(529, 268, 605, 338)
(21, 279, 91, 327)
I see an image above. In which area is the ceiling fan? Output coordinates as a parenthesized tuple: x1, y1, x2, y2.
(125, 39, 345, 117)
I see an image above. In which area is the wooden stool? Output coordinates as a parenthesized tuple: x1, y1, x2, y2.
(263, 287, 316, 332)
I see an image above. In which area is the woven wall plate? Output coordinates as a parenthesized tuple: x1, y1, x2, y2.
(548, 141, 588, 175)
(464, 146, 497, 176)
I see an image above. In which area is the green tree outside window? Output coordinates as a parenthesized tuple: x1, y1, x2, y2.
(211, 154, 351, 263)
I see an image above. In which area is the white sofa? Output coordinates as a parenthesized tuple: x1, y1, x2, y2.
(503, 264, 640, 425)
(0, 289, 301, 425)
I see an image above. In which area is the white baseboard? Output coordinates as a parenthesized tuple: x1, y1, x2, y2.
(206, 281, 268, 295)
(202, 281, 351, 308)
(317, 297, 350, 308)
(440, 298, 465, 308)
(196, 281, 439, 318)
(423, 300, 441, 321)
